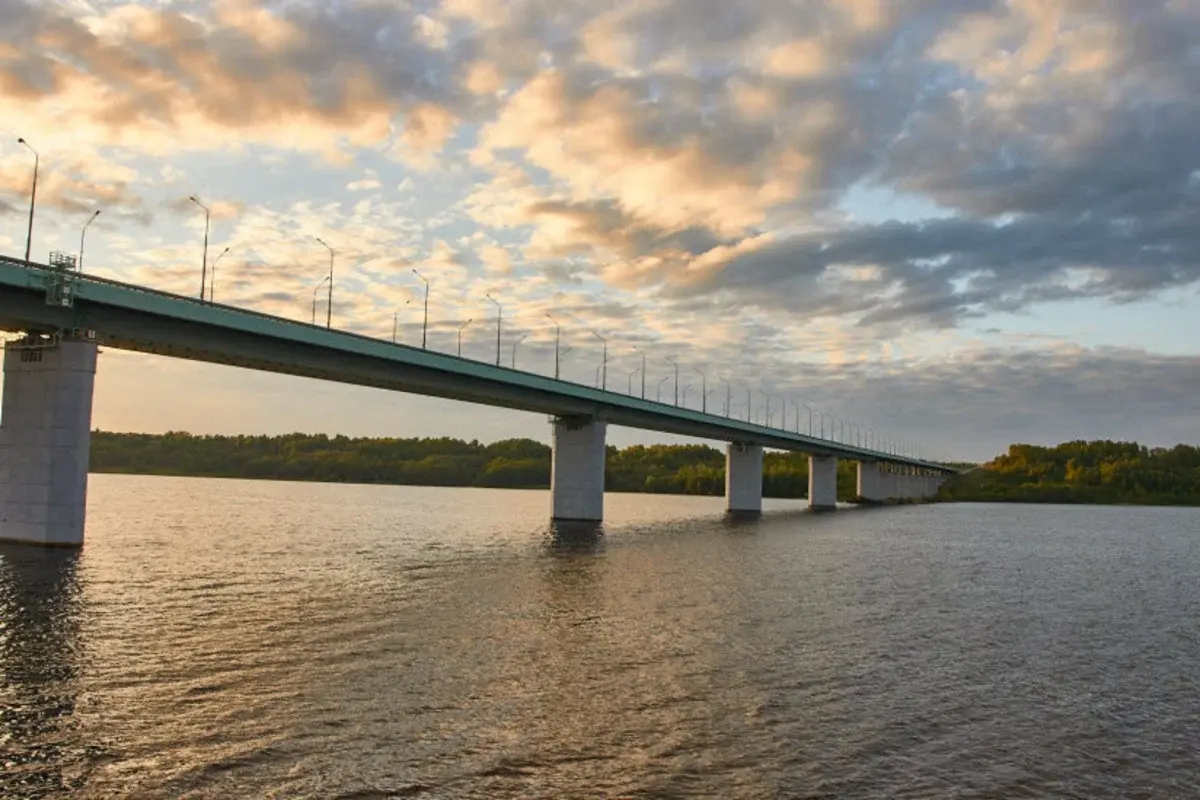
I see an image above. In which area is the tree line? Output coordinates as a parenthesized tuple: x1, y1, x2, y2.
(89, 431, 868, 499)
(937, 440, 1200, 505)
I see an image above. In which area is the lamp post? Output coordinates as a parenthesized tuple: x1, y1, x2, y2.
(412, 269, 429, 349)
(546, 313, 561, 379)
(457, 318, 473, 357)
(209, 246, 230, 302)
(719, 376, 732, 417)
(628, 367, 640, 395)
(665, 356, 679, 405)
(486, 293, 501, 365)
(803, 402, 814, 436)
(692, 367, 707, 413)
(315, 237, 334, 328)
(681, 383, 694, 407)
(632, 346, 648, 399)
(655, 375, 670, 403)
(189, 196, 210, 301)
(590, 331, 607, 390)
(757, 389, 772, 428)
(311, 275, 330, 324)
(78, 209, 100, 273)
(17, 138, 38, 265)
(511, 334, 527, 368)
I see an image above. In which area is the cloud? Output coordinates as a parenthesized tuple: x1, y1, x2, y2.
(0, 0, 461, 159)
(1, 0, 1199, 458)
(670, 210, 1200, 329)
(346, 170, 383, 192)
(0, 148, 147, 220)
(795, 345, 1200, 461)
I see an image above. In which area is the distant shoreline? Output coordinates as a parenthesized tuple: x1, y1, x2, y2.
(936, 440, 1200, 508)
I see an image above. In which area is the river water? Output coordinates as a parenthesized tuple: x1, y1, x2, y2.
(2, 475, 1199, 798)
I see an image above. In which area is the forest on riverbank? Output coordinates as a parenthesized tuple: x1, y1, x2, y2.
(89, 431, 866, 499)
(936, 440, 1200, 505)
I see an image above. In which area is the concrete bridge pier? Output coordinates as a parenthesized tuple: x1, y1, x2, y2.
(0, 337, 98, 547)
(725, 443, 763, 514)
(808, 455, 838, 511)
(550, 417, 606, 522)
(856, 461, 884, 504)
(877, 466, 894, 502)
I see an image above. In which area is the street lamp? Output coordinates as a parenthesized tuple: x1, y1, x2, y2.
(209, 246, 230, 302)
(511, 333, 527, 368)
(412, 269, 429, 349)
(632, 346, 648, 399)
(311, 275, 330, 324)
(78, 209, 100, 273)
(655, 375, 670, 403)
(315, 237, 334, 328)
(757, 389, 772, 428)
(486, 293, 501, 365)
(590, 331, 607, 390)
(802, 402, 814, 436)
(189, 195, 210, 301)
(719, 376, 732, 417)
(692, 366, 707, 413)
(17, 138, 38, 265)
(457, 318, 473, 357)
(665, 356, 679, 405)
(627, 367, 640, 395)
(681, 383, 694, 407)
(546, 313, 561, 379)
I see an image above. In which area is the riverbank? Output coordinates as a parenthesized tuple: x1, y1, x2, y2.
(935, 440, 1200, 506)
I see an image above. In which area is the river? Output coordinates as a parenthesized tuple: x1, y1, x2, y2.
(2, 475, 1199, 798)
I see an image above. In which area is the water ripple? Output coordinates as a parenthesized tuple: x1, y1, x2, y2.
(2, 477, 1200, 797)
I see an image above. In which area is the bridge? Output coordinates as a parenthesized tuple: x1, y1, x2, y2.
(0, 255, 954, 547)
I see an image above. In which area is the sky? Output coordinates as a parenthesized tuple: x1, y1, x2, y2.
(1, 0, 1198, 462)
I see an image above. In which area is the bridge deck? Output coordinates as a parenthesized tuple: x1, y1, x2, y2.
(0, 256, 950, 472)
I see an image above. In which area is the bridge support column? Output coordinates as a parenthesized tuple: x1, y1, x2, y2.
(808, 456, 838, 511)
(0, 338, 97, 547)
(725, 443, 763, 514)
(856, 461, 884, 504)
(551, 417, 606, 522)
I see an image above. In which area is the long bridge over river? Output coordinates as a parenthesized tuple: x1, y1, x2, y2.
(0, 255, 954, 547)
